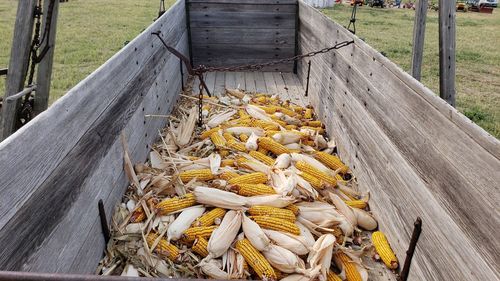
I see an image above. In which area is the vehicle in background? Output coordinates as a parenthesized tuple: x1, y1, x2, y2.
(467, 0, 498, 7)
(367, 0, 385, 7)
(457, 0, 469, 11)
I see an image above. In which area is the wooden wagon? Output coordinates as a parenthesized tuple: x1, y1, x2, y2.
(0, 0, 498, 280)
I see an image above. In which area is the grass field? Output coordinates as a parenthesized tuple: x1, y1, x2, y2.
(322, 4, 500, 138)
(1, 1, 499, 138)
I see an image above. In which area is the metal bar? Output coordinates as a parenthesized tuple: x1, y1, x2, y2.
(0, 68, 7, 76)
(152, 31, 194, 75)
(399, 217, 423, 281)
(98, 199, 110, 245)
(5, 85, 36, 103)
(305, 60, 311, 97)
(180, 58, 184, 91)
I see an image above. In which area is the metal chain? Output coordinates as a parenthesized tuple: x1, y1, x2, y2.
(26, 0, 43, 86)
(193, 40, 354, 74)
(197, 75, 204, 127)
(347, 3, 358, 34)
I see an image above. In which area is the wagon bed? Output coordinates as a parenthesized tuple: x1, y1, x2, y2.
(0, 0, 498, 280)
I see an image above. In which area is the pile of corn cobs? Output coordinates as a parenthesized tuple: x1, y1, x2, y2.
(98, 86, 399, 281)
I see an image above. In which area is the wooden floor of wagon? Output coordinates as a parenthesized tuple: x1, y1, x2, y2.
(192, 72, 307, 106)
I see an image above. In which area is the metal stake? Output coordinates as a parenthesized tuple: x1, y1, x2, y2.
(180, 58, 184, 91)
(98, 199, 110, 245)
(305, 60, 311, 97)
(399, 217, 423, 281)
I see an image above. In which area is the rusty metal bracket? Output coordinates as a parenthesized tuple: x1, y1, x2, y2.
(398, 217, 422, 281)
(305, 60, 311, 97)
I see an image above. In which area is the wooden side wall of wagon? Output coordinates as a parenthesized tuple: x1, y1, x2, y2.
(0, 0, 498, 280)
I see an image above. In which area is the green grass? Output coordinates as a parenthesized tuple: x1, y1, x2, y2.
(322, 4, 500, 138)
(1, 1, 498, 138)
(0, 0, 175, 104)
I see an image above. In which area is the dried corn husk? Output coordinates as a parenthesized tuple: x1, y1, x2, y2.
(270, 169, 296, 195)
(176, 106, 197, 146)
(297, 202, 344, 228)
(193, 186, 247, 209)
(167, 205, 205, 241)
(226, 126, 265, 137)
(245, 194, 295, 208)
(199, 259, 229, 279)
(280, 274, 311, 281)
(272, 132, 302, 145)
(246, 104, 273, 122)
(242, 213, 271, 251)
(352, 208, 377, 230)
(207, 210, 243, 258)
(208, 153, 222, 174)
(245, 132, 259, 151)
(327, 192, 357, 227)
(262, 229, 309, 255)
(208, 110, 237, 128)
(307, 234, 336, 280)
(263, 244, 306, 274)
(274, 153, 292, 169)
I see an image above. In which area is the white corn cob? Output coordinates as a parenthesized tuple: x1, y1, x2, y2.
(208, 153, 222, 174)
(245, 194, 295, 208)
(193, 186, 247, 209)
(291, 173, 319, 199)
(246, 104, 273, 122)
(167, 205, 205, 241)
(295, 221, 316, 249)
(245, 132, 259, 151)
(207, 210, 243, 258)
(226, 127, 265, 137)
(199, 259, 230, 279)
(327, 192, 357, 227)
(270, 169, 296, 195)
(242, 213, 271, 251)
(284, 143, 302, 150)
(297, 201, 345, 228)
(272, 132, 302, 145)
(207, 110, 237, 128)
(352, 208, 378, 230)
(274, 153, 292, 169)
(307, 234, 336, 280)
(262, 229, 309, 255)
(263, 244, 306, 274)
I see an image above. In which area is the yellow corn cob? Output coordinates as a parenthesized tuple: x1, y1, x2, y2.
(253, 96, 268, 104)
(156, 193, 196, 215)
(239, 134, 249, 142)
(219, 171, 240, 181)
(335, 252, 362, 281)
(273, 268, 285, 280)
(285, 125, 297, 130)
(332, 226, 344, 240)
(345, 200, 368, 209)
(228, 172, 268, 185)
(192, 237, 209, 257)
(219, 149, 230, 157)
(130, 207, 146, 223)
(236, 238, 277, 280)
(210, 131, 226, 147)
(221, 159, 235, 167)
(237, 184, 276, 196)
(258, 137, 290, 155)
(257, 147, 269, 154)
(146, 233, 180, 261)
(249, 150, 275, 166)
(179, 169, 215, 183)
(275, 106, 297, 117)
(223, 132, 237, 142)
(372, 231, 399, 269)
(193, 207, 227, 227)
(201, 127, 220, 139)
(254, 120, 279, 131)
(265, 130, 281, 137)
(327, 271, 343, 281)
(272, 118, 288, 127)
(227, 140, 247, 152)
(182, 226, 217, 242)
(302, 139, 316, 147)
(304, 108, 313, 119)
(236, 157, 253, 170)
(306, 120, 323, 127)
(295, 161, 337, 186)
(285, 204, 300, 215)
(291, 105, 305, 113)
(299, 171, 324, 189)
(258, 106, 277, 114)
(239, 109, 251, 118)
(251, 216, 300, 235)
(315, 152, 349, 174)
(248, 206, 296, 222)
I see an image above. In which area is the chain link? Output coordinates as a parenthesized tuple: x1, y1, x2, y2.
(198, 75, 204, 127)
(193, 40, 354, 75)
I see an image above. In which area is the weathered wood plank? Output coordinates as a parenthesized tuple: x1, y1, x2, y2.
(188, 0, 297, 4)
(282, 72, 305, 105)
(298, 3, 500, 279)
(189, 2, 296, 13)
(235, 72, 246, 89)
(189, 11, 296, 28)
(204, 72, 216, 94)
(272, 72, 289, 100)
(33, 0, 60, 116)
(410, 0, 428, 81)
(224, 72, 237, 89)
(190, 27, 295, 46)
(1, 0, 37, 139)
(263, 72, 278, 94)
(439, 0, 456, 106)
(193, 43, 295, 59)
(0, 1, 187, 271)
(193, 58, 294, 72)
(254, 72, 267, 93)
(214, 71, 226, 96)
(244, 72, 256, 92)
